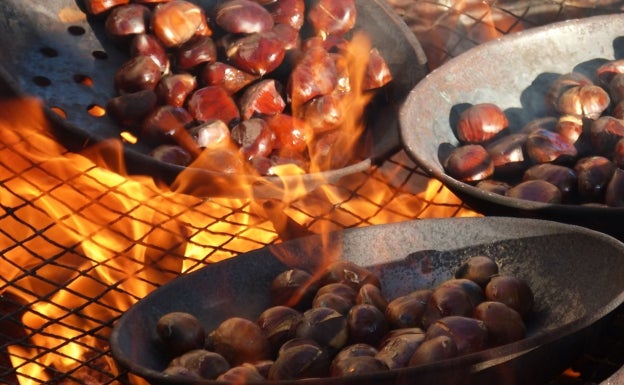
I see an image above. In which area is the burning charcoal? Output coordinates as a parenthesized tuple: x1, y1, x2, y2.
(473, 301, 526, 346)
(454, 255, 499, 289)
(168, 349, 230, 379)
(408, 335, 458, 366)
(156, 311, 206, 357)
(485, 275, 534, 319)
(384, 289, 432, 329)
(270, 268, 319, 310)
(212, 317, 272, 366)
(215, 0, 275, 34)
(329, 355, 388, 377)
(347, 304, 388, 346)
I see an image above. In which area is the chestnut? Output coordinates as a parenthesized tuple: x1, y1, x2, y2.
(130, 33, 169, 74)
(106, 89, 158, 128)
(596, 59, 624, 86)
(312, 292, 354, 315)
(333, 343, 379, 363)
(455, 103, 509, 144)
(545, 72, 594, 112)
(230, 118, 277, 161)
(84, 0, 129, 15)
(485, 275, 534, 319)
(525, 128, 578, 164)
(216, 363, 265, 382)
(175, 35, 217, 70)
(168, 349, 230, 379)
(384, 289, 432, 329)
(104, 4, 151, 45)
(504, 179, 563, 204)
(270, 268, 319, 310)
(114, 55, 162, 94)
(215, 0, 274, 34)
(287, 46, 338, 110)
(589, 116, 624, 157)
(454, 255, 499, 288)
(347, 304, 389, 346)
(151, 0, 210, 48)
(225, 31, 287, 76)
(443, 144, 494, 182)
(329, 356, 388, 377)
(555, 84, 610, 119)
(307, 0, 357, 37)
(356, 283, 389, 312)
(156, 311, 205, 357)
(268, 342, 331, 380)
(473, 301, 526, 346)
(408, 335, 458, 366)
(615, 138, 624, 168)
(424, 316, 488, 355)
(155, 73, 197, 108)
(421, 284, 475, 329)
(187, 86, 241, 127)
(189, 119, 231, 149)
(212, 317, 272, 366)
(201, 61, 258, 95)
(257, 306, 303, 355)
(375, 332, 425, 369)
(267, 0, 305, 30)
(574, 156, 616, 202)
(296, 307, 348, 351)
(522, 163, 578, 203)
(150, 144, 193, 166)
(238, 79, 286, 120)
(484, 133, 528, 176)
(475, 179, 511, 195)
(605, 167, 624, 207)
(319, 260, 381, 291)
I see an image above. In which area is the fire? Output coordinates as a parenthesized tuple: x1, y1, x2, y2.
(0, 34, 476, 384)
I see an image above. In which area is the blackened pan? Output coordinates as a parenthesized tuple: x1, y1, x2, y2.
(0, 0, 427, 198)
(398, 14, 624, 240)
(110, 217, 624, 385)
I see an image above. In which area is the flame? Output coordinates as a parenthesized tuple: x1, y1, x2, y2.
(0, 30, 477, 383)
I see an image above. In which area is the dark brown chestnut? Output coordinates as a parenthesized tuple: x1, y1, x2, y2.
(525, 128, 578, 164)
(230, 118, 277, 161)
(257, 306, 303, 355)
(238, 79, 286, 120)
(215, 0, 274, 34)
(614, 138, 624, 168)
(485, 275, 534, 319)
(574, 156, 616, 202)
(168, 349, 230, 379)
(443, 144, 494, 182)
(596, 59, 624, 86)
(312, 292, 354, 315)
(384, 289, 432, 329)
(455, 103, 509, 144)
(287, 46, 338, 110)
(375, 332, 425, 369)
(484, 133, 528, 176)
(129, 33, 169, 74)
(187, 86, 240, 126)
(504, 179, 563, 204)
(421, 284, 475, 329)
(105, 4, 151, 45)
(545, 72, 594, 112)
(605, 167, 624, 207)
(212, 317, 272, 366)
(225, 31, 286, 76)
(475, 179, 511, 195)
(296, 307, 348, 351)
(356, 283, 388, 312)
(151, 0, 210, 48)
(150, 144, 193, 166)
(589, 116, 624, 157)
(114, 55, 162, 94)
(329, 356, 388, 377)
(408, 335, 458, 366)
(268, 343, 331, 380)
(202, 61, 258, 95)
(319, 260, 381, 291)
(522, 163, 578, 203)
(333, 343, 378, 363)
(454, 255, 499, 288)
(216, 363, 265, 382)
(270, 268, 319, 310)
(267, 0, 305, 30)
(424, 316, 488, 355)
(156, 311, 205, 357)
(175, 35, 217, 70)
(155, 73, 197, 108)
(106, 89, 158, 128)
(473, 301, 526, 346)
(141, 105, 194, 147)
(347, 304, 389, 346)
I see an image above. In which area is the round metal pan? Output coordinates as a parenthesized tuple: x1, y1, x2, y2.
(0, 0, 427, 198)
(398, 14, 624, 240)
(110, 217, 624, 385)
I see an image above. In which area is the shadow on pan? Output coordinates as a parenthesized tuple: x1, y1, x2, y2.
(110, 217, 624, 385)
(0, 0, 428, 198)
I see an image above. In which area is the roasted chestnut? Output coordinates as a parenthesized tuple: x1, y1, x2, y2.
(151, 0, 210, 48)
(268, 342, 331, 380)
(421, 284, 475, 329)
(156, 311, 205, 357)
(375, 331, 425, 369)
(347, 304, 388, 346)
(167, 349, 230, 379)
(485, 275, 534, 319)
(212, 317, 272, 366)
(455, 103, 509, 144)
(408, 335, 458, 366)
(356, 283, 388, 312)
(216, 363, 265, 382)
(443, 144, 494, 182)
(257, 306, 303, 355)
(574, 156, 616, 202)
(270, 268, 319, 310)
(215, 0, 274, 34)
(296, 307, 348, 351)
(384, 289, 432, 329)
(319, 260, 381, 291)
(504, 179, 563, 204)
(424, 316, 488, 355)
(329, 355, 388, 377)
(473, 301, 526, 346)
(454, 255, 499, 288)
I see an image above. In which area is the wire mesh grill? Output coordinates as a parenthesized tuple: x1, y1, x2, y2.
(1, 1, 624, 384)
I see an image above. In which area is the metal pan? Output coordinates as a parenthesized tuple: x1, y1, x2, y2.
(398, 14, 624, 240)
(0, 0, 427, 198)
(110, 217, 624, 385)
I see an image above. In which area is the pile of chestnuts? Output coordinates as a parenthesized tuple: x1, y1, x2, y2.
(443, 58, 624, 206)
(84, 0, 393, 175)
(154, 256, 534, 381)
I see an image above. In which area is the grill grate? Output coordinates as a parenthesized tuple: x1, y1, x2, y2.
(1, 1, 624, 384)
